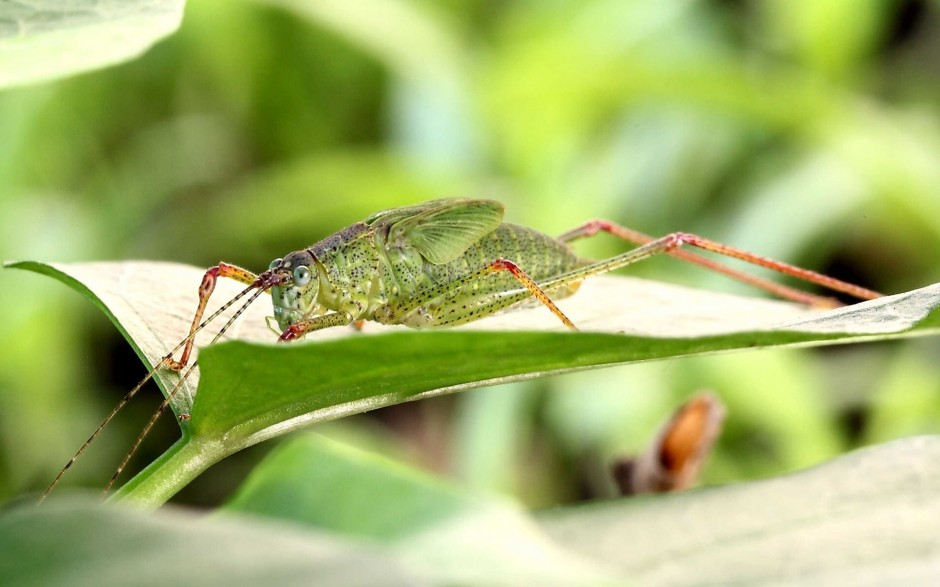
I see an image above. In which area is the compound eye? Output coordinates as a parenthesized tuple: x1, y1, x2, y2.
(293, 265, 312, 286)
(268, 258, 283, 270)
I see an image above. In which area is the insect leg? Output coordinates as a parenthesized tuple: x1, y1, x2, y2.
(481, 260, 576, 328)
(558, 221, 880, 306)
(105, 285, 270, 495)
(39, 268, 267, 503)
(378, 259, 578, 329)
(278, 311, 355, 342)
(166, 262, 260, 371)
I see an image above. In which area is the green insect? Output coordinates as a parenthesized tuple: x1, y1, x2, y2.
(41, 198, 881, 501)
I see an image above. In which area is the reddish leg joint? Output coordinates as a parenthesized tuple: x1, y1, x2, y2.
(166, 262, 262, 371)
(279, 323, 306, 342)
(165, 267, 220, 371)
(487, 259, 577, 330)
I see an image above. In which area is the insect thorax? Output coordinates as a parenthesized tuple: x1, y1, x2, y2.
(271, 223, 395, 330)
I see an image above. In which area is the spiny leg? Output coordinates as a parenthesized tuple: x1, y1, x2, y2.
(378, 258, 578, 330)
(483, 260, 576, 328)
(537, 232, 881, 306)
(558, 221, 881, 305)
(558, 222, 826, 305)
(167, 262, 260, 371)
(42, 263, 282, 502)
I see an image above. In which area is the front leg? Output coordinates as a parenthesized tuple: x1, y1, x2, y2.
(279, 311, 354, 342)
(167, 262, 262, 371)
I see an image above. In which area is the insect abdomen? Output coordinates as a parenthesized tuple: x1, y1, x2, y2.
(371, 223, 584, 328)
(428, 223, 580, 284)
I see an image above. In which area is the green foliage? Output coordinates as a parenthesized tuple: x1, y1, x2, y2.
(7, 260, 940, 506)
(6, 434, 939, 585)
(4, 0, 940, 583)
(1, 491, 425, 587)
(0, 1, 184, 89)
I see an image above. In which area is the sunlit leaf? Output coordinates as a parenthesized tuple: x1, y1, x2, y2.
(6, 260, 940, 506)
(0, 0, 184, 89)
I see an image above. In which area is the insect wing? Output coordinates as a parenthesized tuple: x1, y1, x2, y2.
(388, 199, 505, 264)
(363, 199, 452, 225)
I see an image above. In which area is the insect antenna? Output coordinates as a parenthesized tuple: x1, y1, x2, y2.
(103, 285, 269, 496)
(38, 361, 169, 504)
(39, 280, 266, 504)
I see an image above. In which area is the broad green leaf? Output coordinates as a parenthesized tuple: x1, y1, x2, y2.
(224, 434, 624, 586)
(6, 260, 940, 506)
(230, 432, 940, 585)
(0, 498, 426, 587)
(538, 436, 940, 586)
(0, 0, 184, 89)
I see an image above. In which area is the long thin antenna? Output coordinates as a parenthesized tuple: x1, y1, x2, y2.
(103, 286, 269, 496)
(102, 361, 199, 496)
(39, 280, 264, 504)
(39, 361, 166, 503)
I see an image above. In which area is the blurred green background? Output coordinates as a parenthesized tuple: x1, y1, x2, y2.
(3, 0, 940, 507)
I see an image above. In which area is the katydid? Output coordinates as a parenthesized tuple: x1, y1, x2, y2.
(40, 198, 881, 502)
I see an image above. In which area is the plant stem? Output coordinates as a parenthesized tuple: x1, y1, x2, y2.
(111, 434, 221, 509)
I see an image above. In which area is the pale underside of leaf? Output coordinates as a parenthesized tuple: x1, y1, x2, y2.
(226, 432, 940, 587)
(9, 260, 940, 418)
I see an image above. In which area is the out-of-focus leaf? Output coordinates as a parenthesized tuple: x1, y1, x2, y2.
(0, 498, 426, 587)
(539, 436, 940, 586)
(762, 0, 887, 78)
(255, 0, 464, 80)
(224, 434, 625, 587)
(0, 0, 184, 89)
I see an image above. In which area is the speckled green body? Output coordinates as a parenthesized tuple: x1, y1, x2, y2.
(270, 202, 584, 332)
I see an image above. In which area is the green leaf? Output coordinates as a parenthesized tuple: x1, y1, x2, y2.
(0, 0, 184, 90)
(6, 260, 940, 506)
(231, 433, 940, 585)
(0, 497, 427, 587)
(224, 434, 625, 586)
(538, 436, 940, 585)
